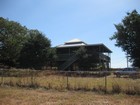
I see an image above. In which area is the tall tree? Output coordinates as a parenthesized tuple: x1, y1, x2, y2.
(110, 10, 140, 67)
(0, 17, 27, 67)
(19, 30, 51, 69)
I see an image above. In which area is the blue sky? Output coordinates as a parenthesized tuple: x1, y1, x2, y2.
(0, 0, 140, 68)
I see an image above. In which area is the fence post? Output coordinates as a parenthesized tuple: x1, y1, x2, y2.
(105, 74, 107, 93)
(67, 72, 68, 89)
(66, 71, 69, 89)
(1, 69, 4, 85)
(66, 67, 71, 89)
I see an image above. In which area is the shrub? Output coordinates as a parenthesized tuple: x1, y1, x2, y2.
(125, 85, 136, 95)
(112, 83, 121, 94)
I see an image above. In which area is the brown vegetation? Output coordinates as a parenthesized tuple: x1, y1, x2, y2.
(0, 87, 140, 105)
(0, 69, 140, 95)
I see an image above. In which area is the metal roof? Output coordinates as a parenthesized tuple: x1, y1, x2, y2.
(65, 38, 85, 44)
(56, 39, 112, 53)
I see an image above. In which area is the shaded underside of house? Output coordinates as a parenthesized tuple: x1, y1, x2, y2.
(56, 39, 112, 71)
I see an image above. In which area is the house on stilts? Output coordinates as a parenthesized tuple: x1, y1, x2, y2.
(56, 39, 112, 71)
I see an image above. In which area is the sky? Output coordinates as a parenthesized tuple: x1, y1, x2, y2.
(0, 0, 140, 68)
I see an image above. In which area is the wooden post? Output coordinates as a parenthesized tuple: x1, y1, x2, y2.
(105, 74, 107, 93)
(66, 67, 70, 89)
(1, 69, 4, 85)
(67, 71, 69, 89)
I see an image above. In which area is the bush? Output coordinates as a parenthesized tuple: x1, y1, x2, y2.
(112, 83, 121, 94)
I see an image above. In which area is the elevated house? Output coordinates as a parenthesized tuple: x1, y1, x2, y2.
(56, 39, 112, 71)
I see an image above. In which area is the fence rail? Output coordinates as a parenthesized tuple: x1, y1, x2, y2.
(0, 69, 140, 95)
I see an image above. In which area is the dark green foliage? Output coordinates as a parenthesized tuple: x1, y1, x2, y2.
(47, 48, 57, 67)
(75, 47, 97, 70)
(75, 46, 88, 58)
(19, 30, 51, 69)
(75, 47, 89, 70)
(0, 17, 55, 69)
(0, 17, 28, 67)
(110, 10, 140, 67)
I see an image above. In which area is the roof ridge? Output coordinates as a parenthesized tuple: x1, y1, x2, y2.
(65, 38, 83, 44)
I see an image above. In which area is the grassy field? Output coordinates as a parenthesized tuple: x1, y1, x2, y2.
(0, 69, 140, 95)
(0, 86, 140, 105)
(0, 70, 140, 105)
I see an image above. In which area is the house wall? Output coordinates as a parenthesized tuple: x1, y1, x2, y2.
(56, 45, 111, 71)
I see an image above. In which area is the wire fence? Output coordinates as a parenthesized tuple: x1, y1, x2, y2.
(0, 69, 140, 95)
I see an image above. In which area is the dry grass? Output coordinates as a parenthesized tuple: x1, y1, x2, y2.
(0, 70, 140, 95)
(0, 86, 140, 105)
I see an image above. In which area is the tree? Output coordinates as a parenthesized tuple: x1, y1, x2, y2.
(75, 47, 97, 70)
(47, 48, 57, 68)
(19, 30, 51, 69)
(110, 10, 140, 67)
(0, 17, 56, 69)
(75, 47, 88, 70)
(0, 17, 28, 67)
